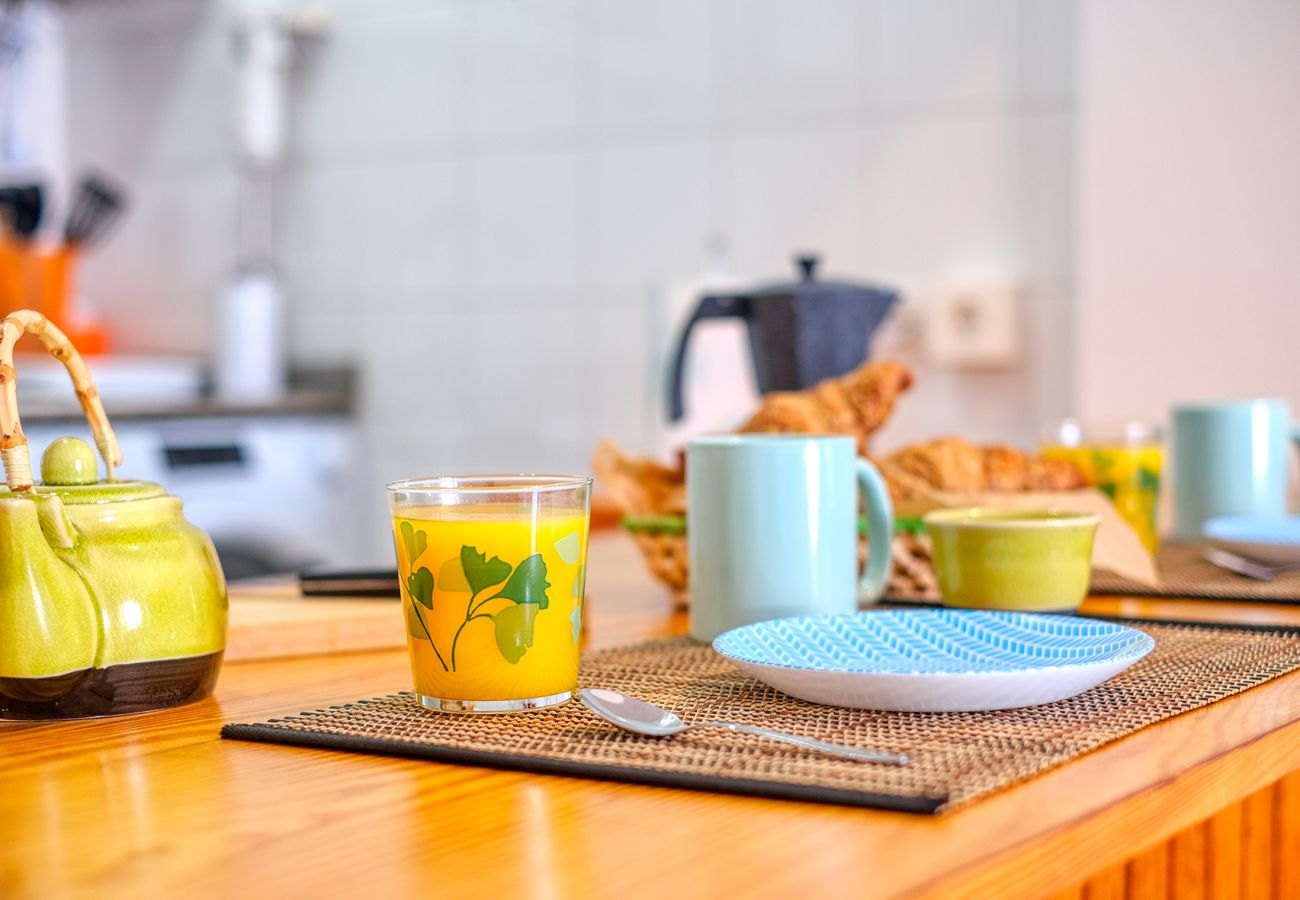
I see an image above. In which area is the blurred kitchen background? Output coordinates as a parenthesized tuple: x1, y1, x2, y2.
(1, 0, 1296, 570)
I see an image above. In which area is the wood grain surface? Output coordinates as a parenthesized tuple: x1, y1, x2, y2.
(2, 535, 1299, 900)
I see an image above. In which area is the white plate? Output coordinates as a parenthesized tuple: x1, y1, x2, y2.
(1204, 515, 1300, 567)
(712, 609, 1155, 712)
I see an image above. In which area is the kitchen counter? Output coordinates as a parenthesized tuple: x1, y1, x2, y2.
(19, 364, 355, 423)
(2, 535, 1299, 899)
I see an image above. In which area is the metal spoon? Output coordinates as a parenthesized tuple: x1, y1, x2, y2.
(578, 688, 910, 766)
(1204, 548, 1300, 582)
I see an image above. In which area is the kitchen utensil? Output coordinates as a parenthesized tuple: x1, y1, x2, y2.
(1203, 514, 1300, 567)
(63, 172, 125, 247)
(388, 475, 591, 713)
(923, 508, 1100, 612)
(1202, 548, 1300, 581)
(712, 610, 1155, 712)
(686, 435, 893, 642)
(1039, 419, 1164, 553)
(0, 310, 227, 720)
(0, 183, 43, 239)
(667, 255, 897, 421)
(300, 567, 400, 597)
(1171, 399, 1300, 539)
(577, 688, 910, 765)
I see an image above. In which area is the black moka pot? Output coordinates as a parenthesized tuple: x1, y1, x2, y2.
(666, 255, 899, 421)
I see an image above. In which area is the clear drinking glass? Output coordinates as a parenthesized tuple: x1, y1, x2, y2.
(1039, 420, 1164, 553)
(387, 475, 592, 713)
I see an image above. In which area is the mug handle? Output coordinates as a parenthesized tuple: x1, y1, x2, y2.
(855, 458, 894, 605)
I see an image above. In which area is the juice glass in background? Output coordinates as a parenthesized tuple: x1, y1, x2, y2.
(1039, 420, 1164, 553)
(386, 475, 591, 713)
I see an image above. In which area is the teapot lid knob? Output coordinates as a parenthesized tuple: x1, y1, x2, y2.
(795, 254, 819, 281)
(41, 437, 99, 486)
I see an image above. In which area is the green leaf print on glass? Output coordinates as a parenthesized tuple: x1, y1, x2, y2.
(400, 521, 428, 565)
(489, 553, 550, 609)
(492, 603, 539, 664)
(1138, 467, 1161, 493)
(461, 546, 511, 596)
(437, 554, 470, 592)
(406, 601, 427, 640)
(570, 601, 582, 645)
(406, 567, 435, 609)
(449, 548, 552, 670)
(400, 562, 446, 671)
(554, 532, 581, 565)
(571, 562, 586, 600)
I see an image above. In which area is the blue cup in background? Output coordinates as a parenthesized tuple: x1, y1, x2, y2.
(686, 434, 893, 642)
(1171, 399, 1299, 539)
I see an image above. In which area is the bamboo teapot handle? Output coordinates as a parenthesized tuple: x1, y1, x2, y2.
(0, 310, 120, 492)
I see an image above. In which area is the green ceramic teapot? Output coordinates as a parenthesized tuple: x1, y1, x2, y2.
(0, 311, 227, 719)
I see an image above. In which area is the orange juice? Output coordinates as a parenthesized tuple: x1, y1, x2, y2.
(392, 503, 588, 706)
(1039, 442, 1163, 553)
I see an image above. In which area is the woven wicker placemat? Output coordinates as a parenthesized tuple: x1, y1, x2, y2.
(1091, 543, 1300, 602)
(222, 619, 1300, 814)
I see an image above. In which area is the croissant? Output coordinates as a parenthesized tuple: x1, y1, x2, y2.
(879, 436, 1087, 502)
(594, 361, 916, 515)
(592, 437, 686, 516)
(738, 360, 914, 455)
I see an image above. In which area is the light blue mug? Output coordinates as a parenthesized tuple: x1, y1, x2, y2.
(1171, 399, 1300, 539)
(686, 435, 893, 642)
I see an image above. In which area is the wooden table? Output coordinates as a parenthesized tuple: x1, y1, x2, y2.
(3, 535, 1299, 899)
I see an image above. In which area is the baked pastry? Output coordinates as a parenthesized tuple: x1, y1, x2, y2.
(879, 436, 1088, 503)
(738, 360, 914, 455)
(593, 359, 1088, 606)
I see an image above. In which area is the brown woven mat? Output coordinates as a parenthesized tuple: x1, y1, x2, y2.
(1091, 543, 1300, 602)
(222, 619, 1300, 814)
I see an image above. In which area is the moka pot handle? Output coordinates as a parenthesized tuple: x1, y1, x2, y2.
(666, 294, 753, 422)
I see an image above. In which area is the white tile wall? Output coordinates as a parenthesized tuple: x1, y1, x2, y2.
(874, 0, 1023, 117)
(726, 127, 867, 279)
(61, 0, 1078, 560)
(583, 140, 714, 287)
(582, 0, 715, 139)
(716, 0, 867, 128)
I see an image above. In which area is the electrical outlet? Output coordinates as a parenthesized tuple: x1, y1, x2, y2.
(924, 286, 1021, 369)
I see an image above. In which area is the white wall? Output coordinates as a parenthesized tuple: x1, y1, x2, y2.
(1077, 0, 1300, 422)
(60, 0, 1078, 555)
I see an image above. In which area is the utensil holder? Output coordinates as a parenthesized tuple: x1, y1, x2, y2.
(0, 243, 109, 355)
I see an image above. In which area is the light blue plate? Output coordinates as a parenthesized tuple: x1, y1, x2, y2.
(1204, 515, 1300, 566)
(712, 610, 1155, 712)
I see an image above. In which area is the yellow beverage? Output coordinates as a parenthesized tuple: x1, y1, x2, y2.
(1039, 442, 1164, 553)
(389, 482, 590, 712)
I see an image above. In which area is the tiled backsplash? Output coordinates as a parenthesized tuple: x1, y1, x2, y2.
(62, 0, 1076, 553)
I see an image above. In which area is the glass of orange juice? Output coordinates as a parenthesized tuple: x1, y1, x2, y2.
(1039, 420, 1164, 553)
(387, 475, 591, 713)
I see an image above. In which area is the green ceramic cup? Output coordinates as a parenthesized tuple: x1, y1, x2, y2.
(923, 508, 1100, 612)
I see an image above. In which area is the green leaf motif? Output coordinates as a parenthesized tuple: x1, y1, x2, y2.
(571, 562, 586, 600)
(493, 603, 539, 664)
(400, 521, 428, 565)
(461, 545, 512, 596)
(490, 553, 550, 609)
(406, 602, 427, 640)
(554, 532, 582, 565)
(406, 567, 435, 609)
(437, 554, 470, 592)
(1137, 467, 1161, 493)
(1098, 482, 1118, 501)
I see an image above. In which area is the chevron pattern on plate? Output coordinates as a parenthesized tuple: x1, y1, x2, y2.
(712, 610, 1155, 676)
